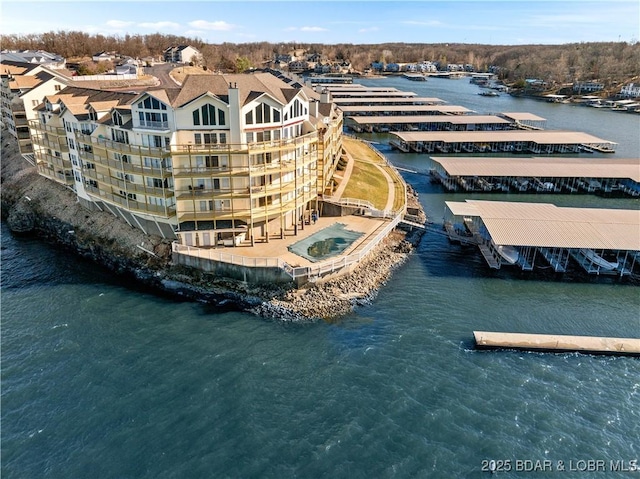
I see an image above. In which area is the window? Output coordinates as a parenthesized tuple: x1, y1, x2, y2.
(138, 96, 167, 110)
(147, 177, 165, 188)
(194, 133, 218, 145)
(54, 84, 62, 91)
(245, 110, 253, 125)
(116, 172, 135, 183)
(111, 129, 129, 144)
(193, 104, 222, 126)
(141, 134, 165, 148)
(119, 190, 137, 200)
(112, 111, 123, 126)
(245, 132, 254, 143)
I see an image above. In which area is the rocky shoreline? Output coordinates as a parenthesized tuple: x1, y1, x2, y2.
(1, 130, 425, 321)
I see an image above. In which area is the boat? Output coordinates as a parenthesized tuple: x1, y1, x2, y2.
(496, 244, 520, 264)
(479, 91, 499, 97)
(578, 249, 619, 271)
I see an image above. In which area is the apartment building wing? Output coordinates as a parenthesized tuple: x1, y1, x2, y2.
(29, 86, 177, 238)
(1, 61, 70, 154)
(167, 72, 321, 246)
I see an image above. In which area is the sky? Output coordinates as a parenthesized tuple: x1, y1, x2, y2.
(1, 0, 638, 45)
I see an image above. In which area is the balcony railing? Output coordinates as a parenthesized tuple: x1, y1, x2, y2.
(135, 119, 170, 130)
(177, 194, 316, 223)
(87, 190, 177, 218)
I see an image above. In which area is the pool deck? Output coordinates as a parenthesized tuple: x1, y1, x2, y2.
(210, 214, 392, 268)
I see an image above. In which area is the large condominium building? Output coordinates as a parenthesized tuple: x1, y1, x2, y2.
(28, 72, 344, 246)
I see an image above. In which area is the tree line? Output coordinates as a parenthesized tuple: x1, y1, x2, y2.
(2, 31, 639, 87)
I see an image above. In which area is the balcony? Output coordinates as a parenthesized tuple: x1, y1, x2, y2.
(135, 119, 170, 131)
(87, 190, 176, 218)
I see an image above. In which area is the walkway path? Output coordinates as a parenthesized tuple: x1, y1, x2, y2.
(332, 149, 355, 199)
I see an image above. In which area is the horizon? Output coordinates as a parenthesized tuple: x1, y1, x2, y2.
(1, 1, 639, 46)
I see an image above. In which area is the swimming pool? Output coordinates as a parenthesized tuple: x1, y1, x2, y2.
(287, 223, 364, 263)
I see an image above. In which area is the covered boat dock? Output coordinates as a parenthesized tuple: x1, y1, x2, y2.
(330, 90, 418, 98)
(346, 114, 514, 133)
(389, 130, 617, 154)
(499, 112, 547, 130)
(430, 157, 640, 195)
(333, 97, 448, 107)
(443, 200, 640, 276)
(339, 104, 473, 118)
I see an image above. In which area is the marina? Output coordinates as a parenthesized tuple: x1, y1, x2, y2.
(474, 331, 640, 356)
(429, 156, 640, 195)
(389, 129, 617, 154)
(443, 200, 640, 275)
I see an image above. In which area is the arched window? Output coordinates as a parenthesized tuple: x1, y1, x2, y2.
(193, 103, 224, 126)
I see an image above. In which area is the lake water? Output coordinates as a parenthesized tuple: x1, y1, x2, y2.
(2, 76, 639, 478)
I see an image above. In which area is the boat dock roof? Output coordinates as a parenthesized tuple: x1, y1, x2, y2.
(334, 97, 447, 105)
(321, 85, 401, 92)
(348, 114, 511, 125)
(339, 104, 472, 114)
(330, 91, 418, 98)
(431, 157, 640, 182)
(393, 130, 615, 145)
(445, 200, 640, 250)
(500, 112, 547, 122)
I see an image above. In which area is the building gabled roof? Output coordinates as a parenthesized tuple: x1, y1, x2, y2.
(171, 73, 301, 109)
(89, 100, 121, 112)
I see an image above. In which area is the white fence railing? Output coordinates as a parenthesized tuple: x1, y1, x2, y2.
(172, 212, 403, 281)
(71, 74, 138, 82)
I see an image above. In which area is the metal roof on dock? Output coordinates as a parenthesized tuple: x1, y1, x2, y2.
(445, 200, 640, 250)
(499, 112, 547, 122)
(393, 130, 617, 146)
(432, 157, 640, 182)
(333, 97, 447, 105)
(339, 104, 471, 113)
(349, 114, 510, 125)
(330, 91, 418, 97)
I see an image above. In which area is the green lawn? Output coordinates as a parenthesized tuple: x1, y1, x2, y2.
(341, 160, 388, 210)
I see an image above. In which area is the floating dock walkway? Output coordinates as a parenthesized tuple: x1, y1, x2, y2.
(474, 331, 640, 356)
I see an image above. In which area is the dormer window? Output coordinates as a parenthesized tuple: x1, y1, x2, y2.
(112, 111, 123, 126)
(88, 109, 97, 121)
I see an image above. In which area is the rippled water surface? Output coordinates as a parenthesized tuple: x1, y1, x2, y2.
(2, 78, 639, 478)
